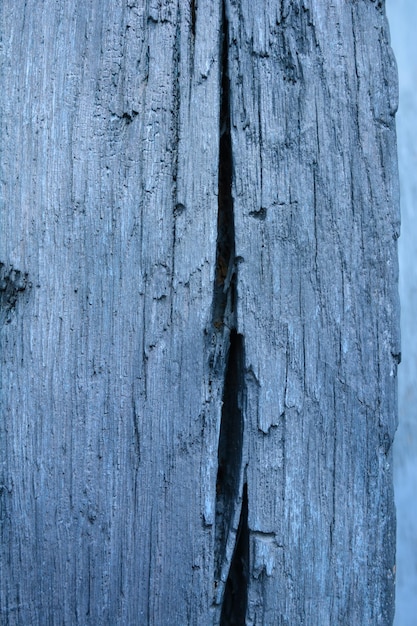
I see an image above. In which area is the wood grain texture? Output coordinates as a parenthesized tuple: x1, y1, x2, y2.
(227, 1, 399, 623)
(0, 1, 399, 624)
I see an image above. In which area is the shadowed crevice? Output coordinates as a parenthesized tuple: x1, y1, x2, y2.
(220, 483, 249, 625)
(215, 331, 244, 581)
(212, 5, 249, 622)
(211, 0, 235, 331)
(190, 0, 196, 38)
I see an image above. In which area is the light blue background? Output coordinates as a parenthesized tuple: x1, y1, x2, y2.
(386, 2, 417, 624)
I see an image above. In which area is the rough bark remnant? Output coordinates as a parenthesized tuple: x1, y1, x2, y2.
(0, 1, 399, 624)
(0, 262, 30, 325)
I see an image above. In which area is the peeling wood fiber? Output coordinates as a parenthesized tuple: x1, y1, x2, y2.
(0, 1, 399, 624)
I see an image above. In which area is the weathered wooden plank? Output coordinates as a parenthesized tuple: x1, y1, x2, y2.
(0, 1, 399, 624)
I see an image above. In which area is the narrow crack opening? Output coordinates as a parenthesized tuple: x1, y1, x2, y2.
(215, 331, 244, 580)
(220, 483, 249, 626)
(212, 5, 249, 621)
(190, 0, 196, 38)
(212, 0, 235, 331)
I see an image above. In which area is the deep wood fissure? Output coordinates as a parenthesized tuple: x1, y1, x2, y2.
(214, 332, 244, 578)
(213, 5, 249, 621)
(212, 0, 236, 332)
(190, 0, 196, 38)
(220, 483, 249, 625)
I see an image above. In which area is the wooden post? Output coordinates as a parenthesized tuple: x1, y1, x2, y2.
(0, 1, 399, 623)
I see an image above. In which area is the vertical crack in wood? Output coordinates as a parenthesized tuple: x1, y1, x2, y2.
(212, 0, 235, 332)
(215, 331, 244, 582)
(220, 483, 249, 625)
(213, 4, 249, 621)
(190, 0, 196, 39)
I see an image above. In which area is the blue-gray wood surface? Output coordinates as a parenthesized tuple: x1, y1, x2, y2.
(0, 1, 399, 624)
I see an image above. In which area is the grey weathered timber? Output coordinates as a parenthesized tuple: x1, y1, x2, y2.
(0, 1, 399, 624)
